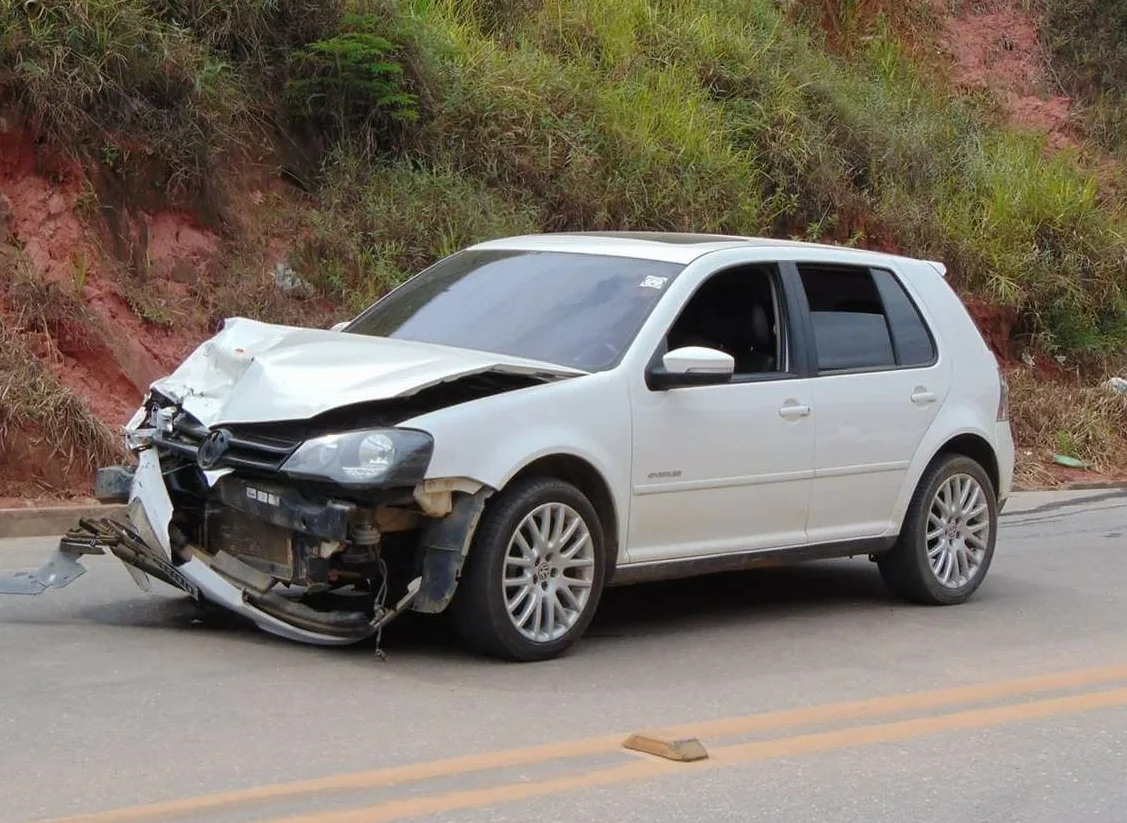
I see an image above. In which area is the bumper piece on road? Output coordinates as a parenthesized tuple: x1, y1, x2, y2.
(0, 518, 201, 599)
(0, 546, 93, 595)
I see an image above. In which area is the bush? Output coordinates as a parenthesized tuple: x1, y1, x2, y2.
(3, 0, 1125, 359)
(286, 14, 418, 155)
(1037, 0, 1127, 93)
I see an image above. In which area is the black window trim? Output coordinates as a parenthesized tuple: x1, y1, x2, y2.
(644, 260, 812, 389)
(783, 260, 940, 378)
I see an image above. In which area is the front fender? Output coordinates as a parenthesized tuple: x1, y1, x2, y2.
(400, 374, 633, 555)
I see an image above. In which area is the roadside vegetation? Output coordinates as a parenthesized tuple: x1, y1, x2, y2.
(2, 0, 1127, 488)
(0, 259, 123, 495)
(0, 329, 122, 496)
(1034, 0, 1127, 157)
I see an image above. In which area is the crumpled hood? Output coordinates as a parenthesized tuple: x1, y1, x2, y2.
(147, 317, 584, 427)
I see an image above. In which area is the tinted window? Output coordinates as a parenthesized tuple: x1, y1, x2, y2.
(664, 265, 783, 377)
(872, 269, 936, 366)
(345, 250, 683, 371)
(799, 265, 896, 372)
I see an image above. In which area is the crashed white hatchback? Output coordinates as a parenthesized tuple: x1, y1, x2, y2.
(2, 232, 1014, 661)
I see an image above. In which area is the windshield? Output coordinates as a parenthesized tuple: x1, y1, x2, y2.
(344, 249, 684, 371)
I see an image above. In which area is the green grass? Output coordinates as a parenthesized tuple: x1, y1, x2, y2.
(297, 152, 543, 315)
(3, 0, 1127, 358)
(284, 0, 1127, 355)
(0, 0, 359, 198)
(0, 0, 249, 193)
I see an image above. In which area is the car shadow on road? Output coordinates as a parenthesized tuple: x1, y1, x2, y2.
(593, 558, 893, 634)
(378, 558, 898, 653)
(67, 558, 909, 657)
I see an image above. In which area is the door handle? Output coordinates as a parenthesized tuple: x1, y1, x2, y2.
(911, 387, 937, 405)
(779, 402, 812, 419)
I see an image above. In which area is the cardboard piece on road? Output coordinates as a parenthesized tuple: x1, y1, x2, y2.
(0, 505, 126, 541)
(622, 731, 709, 762)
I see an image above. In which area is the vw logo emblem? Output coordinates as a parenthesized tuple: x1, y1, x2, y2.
(197, 429, 231, 470)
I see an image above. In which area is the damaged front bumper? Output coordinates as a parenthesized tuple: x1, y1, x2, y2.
(0, 450, 424, 646)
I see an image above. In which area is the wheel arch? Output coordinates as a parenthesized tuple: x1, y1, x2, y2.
(878, 433, 1000, 606)
(504, 453, 621, 580)
(891, 423, 1003, 535)
(933, 433, 1000, 495)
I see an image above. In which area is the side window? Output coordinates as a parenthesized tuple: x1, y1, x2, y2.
(664, 265, 784, 378)
(871, 269, 937, 367)
(797, 264, 936, 373)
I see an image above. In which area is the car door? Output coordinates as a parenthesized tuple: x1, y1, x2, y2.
(792, 261, 952, 543)
(626, 262, 815, 563)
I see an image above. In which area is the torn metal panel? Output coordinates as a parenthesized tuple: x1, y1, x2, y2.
(210, 551, 277, 595)
(240, 589, 373, 639)
(0, 550, 90, 595)
(129, 449, 173, 557)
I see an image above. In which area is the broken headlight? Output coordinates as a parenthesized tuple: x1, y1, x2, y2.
(281, 428, 434, 488)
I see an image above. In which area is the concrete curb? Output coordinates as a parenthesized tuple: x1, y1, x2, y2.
(0, 505, 126, 540)
(1053, 481, 1127, 491)
(1013, 481, 1127, 493)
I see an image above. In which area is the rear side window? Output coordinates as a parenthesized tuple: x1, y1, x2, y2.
(798, 264, 936, 373)
(871, 269, 936, 367)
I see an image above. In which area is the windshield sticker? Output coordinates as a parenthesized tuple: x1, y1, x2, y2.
(640, 275, 669, 290)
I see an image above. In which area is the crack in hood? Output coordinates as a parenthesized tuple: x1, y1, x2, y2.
(147, 318, 585, 427)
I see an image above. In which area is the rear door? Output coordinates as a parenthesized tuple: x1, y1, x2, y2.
(792, 262, 952, 543)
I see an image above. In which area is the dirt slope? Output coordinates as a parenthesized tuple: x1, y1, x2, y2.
(0, 0, 1124, 499)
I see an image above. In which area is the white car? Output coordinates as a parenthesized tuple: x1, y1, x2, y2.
(2, 232, 1014, 661)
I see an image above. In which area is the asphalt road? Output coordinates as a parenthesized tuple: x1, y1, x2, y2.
(1, 488, 1125, 823)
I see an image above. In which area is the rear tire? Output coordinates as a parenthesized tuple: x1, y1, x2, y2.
(451, 477, 606, 661)
(878, 454, 997, 605)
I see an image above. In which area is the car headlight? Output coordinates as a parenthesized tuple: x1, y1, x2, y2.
(281, 428, 434, 488)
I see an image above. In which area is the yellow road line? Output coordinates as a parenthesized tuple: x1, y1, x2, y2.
(271, 686, 1127, 823)
(43, 663, 1127, 823)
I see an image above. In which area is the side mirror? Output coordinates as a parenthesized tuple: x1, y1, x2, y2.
(330, 321, 349, 332)
(646, 346, 734, 390)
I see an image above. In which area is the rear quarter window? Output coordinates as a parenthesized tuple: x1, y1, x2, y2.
(798, 264, 937, 373)
(871, 268, 937, 367)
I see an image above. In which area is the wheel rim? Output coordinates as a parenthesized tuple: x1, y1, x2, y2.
(926, 473, 991, 589)
(502, 502, 596, 643)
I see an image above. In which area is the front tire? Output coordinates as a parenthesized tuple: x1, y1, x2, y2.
(451, 477, 606, 661)
(878, 454, 998, 605)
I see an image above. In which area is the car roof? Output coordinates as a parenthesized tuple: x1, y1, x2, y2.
(468, 231, 946, 274)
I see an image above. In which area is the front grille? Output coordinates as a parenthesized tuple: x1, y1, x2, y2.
(155, 412, 300, 473)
